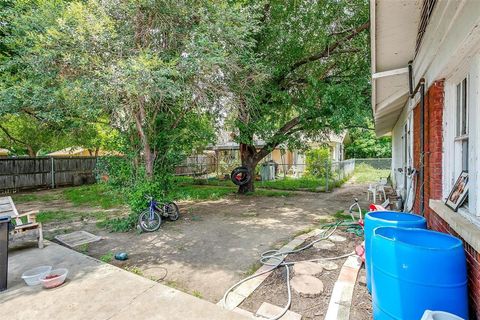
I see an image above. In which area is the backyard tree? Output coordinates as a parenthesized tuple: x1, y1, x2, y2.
(345, 126, 392, 159)
(0, 0, 108, 153)
(0, 1, 256, 178)
(91, 0, 256, 180)
(0, 114, 65, 156)
(228, 0, 371, 193)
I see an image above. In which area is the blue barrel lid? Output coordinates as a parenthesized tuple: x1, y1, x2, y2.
(374, 226, 463, 251)
(366, 211, 426, 223)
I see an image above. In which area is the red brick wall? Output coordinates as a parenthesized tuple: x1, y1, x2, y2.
(428, 211, 480, 319)
(412, 80, 445, 214)
(412, 80, 480, 319)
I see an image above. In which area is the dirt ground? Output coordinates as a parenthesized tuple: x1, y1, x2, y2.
(239, 228, 371, 319)
(15, 180, 370, 303)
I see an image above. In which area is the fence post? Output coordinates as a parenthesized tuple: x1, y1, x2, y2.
(325, 160, 329, 192)
(50, 157, 55, 189)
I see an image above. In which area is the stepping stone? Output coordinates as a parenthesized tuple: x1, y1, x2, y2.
(256, 302, 302, 320)
(313, 240, 335, 250)
(291, 275, 324, 297)
(55, 230, 101, 247)
(329, 234, 347, 242)
(293, 261, 323, 276)
(317, 260, 339, 271)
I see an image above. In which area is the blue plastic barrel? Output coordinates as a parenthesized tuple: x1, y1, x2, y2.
(372, 227, 468, 320)
(364, 211, 426, 292)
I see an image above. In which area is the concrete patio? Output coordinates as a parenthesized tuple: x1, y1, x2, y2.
(1, 241, 249, 320)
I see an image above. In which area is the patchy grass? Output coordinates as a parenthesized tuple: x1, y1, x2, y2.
(353, 163, 390, 184)
(78, 243, 89, 254)
(37, 210, 111, 223)
(244, 261, 262, 276)
(124, 266, 143, 276)
(258, 176, 344, 192)
(173, 176, 226, 186)
(164, 280, 180, 289)
(63, 184, 125, 209)
(100, 252, 114, 263)
(12, 192, 63, 204)
(192, 290, 203, 299)
(173, 185, 237, 201)
(332, 210, 354, 221)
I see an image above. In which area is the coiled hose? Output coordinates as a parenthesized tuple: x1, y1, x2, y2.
(221, 221, 361, 320)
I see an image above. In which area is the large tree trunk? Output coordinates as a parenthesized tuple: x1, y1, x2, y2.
(133, 99, 154, 179)
(27, 146, 36, 157)
(238, 143, 258, 194)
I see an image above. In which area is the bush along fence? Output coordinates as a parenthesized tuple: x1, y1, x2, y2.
(0, 157, 97, 194)
(256, 159, 358, 192)
(354, 158, 392, 170)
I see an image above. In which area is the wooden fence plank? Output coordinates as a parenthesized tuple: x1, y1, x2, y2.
(0, 157, 97, 194)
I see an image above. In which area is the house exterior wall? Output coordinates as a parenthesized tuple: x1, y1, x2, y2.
(412, 80, 445, 214)
(378, 2, 480, 317)
(408, 80, 480, 319)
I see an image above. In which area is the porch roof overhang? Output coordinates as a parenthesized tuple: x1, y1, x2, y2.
(371, 0, 422, 136)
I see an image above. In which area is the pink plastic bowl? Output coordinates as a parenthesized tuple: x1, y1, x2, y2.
(40, 268, 68, 289)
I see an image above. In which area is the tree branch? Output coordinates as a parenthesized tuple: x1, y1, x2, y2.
(0, 124, 28, 146)
(275, 21, 369, 85)
(254, 116, 301, 162)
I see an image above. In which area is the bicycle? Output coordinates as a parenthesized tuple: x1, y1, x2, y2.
(138, 195, 180, 232)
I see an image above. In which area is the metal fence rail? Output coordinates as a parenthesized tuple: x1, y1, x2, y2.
(0, 157, 97, 194)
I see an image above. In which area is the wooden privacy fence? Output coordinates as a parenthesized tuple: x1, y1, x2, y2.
(0, 157, 97, 194)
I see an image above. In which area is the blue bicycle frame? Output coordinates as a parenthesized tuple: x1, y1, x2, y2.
(148, 198, 159, 219)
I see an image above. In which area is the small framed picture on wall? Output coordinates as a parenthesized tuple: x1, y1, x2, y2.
(446, 171, 469, 211)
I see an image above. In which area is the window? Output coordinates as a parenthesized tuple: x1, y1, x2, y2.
(455, 78, 468, 172)
(454, 77, 469, 209)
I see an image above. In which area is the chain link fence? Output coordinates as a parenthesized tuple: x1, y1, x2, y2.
(174, 156, 392, 191)
(354, 158, 392, 170)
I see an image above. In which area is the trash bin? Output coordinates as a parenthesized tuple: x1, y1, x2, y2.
(364, 211, 427, 292)
(260, 162, 276, 181)
(0, 215, 11, 291)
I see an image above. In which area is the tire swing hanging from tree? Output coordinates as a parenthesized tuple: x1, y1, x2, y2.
(230, 166, 251, 186)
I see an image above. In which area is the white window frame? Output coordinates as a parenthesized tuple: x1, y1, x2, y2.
(443, 55, 480, 217)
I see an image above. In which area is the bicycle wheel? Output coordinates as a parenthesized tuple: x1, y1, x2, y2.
(165, 202, 179, 221)
(138, 209, 162, 232)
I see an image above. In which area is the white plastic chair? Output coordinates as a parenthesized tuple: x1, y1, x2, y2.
(377, 178, 387, 202)
(367, 184, 377, 203)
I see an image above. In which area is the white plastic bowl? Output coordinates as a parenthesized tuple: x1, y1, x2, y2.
(21, 266, 52, 286)
(39, 268, 68, 289)
(421, 310, 465, 320)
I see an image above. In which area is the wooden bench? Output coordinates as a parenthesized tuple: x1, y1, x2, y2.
(0, 196, 43, 248)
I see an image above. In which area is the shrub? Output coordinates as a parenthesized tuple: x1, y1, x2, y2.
(305, 147, 332, 178)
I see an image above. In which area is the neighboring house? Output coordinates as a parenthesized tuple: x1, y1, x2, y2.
(371, 0, 480, 316)
(209, 132, 348, 175)
(0, 148, 9, 158)
(47, 147, 117, 157)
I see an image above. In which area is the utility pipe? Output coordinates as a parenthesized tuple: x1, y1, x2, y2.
(408, 60, 426, 216)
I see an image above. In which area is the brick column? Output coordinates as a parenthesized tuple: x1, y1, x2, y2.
(412, 80, 445, 215)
